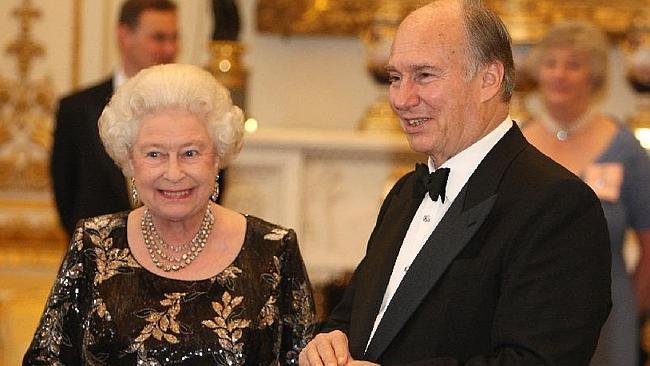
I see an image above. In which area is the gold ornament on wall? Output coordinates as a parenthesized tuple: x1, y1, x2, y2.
(208, 41, 247, 108)
(208, 0, 247, 110)
(257, 0, 376, 35)
(0, 0, 66, 256)
(256, 0, 647, 41)
(0, 0, 55, 191)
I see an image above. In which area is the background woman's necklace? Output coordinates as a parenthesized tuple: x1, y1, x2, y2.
(539, 107, 596, 141)
(141, 205, 214, 272)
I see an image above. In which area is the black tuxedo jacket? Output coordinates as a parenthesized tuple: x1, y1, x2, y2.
(323, 124, 611, 365)
(51, 77, 130, 236)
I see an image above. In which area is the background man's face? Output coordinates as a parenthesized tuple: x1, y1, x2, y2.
(119, 10, 178, 77)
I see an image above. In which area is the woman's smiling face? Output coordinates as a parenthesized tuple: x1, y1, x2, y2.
(538, 46, 596, 110)
(130, 108, 218, 224)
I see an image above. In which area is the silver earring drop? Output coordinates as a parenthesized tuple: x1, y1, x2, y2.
(210, 174, 220, 202)
(131, 177, 140, 207)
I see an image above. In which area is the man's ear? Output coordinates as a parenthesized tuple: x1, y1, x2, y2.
(480, 61, 504, 102)
(116, 24, 131, 50)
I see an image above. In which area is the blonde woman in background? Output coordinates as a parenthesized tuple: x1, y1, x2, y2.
(523, 21, 650, 366)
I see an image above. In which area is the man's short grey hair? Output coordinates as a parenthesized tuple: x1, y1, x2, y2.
(99, 63, 244, 177)
(461, 0, 515, 102)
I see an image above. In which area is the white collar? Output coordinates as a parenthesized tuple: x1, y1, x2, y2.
(113, 67, 129, 91)
(428, 117, 512, 204)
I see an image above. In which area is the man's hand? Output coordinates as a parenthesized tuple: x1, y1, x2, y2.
(299, 330, 351, 366)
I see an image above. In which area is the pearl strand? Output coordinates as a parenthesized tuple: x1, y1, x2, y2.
(141, 205, 214, 272)
(538, 106, 596, 141)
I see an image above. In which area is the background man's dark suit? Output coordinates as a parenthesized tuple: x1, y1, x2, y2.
(323, 124, 611, 365)
(50, 0, 179, 236)
(51, 78, 131, 235)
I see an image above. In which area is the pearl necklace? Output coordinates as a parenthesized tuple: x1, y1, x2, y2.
(539, 107, 596, 141)
(141, 205, 214, 272)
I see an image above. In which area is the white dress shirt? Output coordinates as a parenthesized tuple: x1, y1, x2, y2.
(112, 67, 128, 91)
(366, 117, 513, 348)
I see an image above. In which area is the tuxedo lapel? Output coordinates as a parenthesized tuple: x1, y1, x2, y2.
(347, 173, 425, 357)
(364, 189, 496, 360)
(363, 123, 528, 361)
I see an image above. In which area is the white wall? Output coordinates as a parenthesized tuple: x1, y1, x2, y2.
(238, 1, 381, 130)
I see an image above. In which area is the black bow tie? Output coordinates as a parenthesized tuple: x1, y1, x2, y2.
(415, 163, 450, 203)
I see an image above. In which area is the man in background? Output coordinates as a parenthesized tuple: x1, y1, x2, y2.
(51, 0, 178, 236)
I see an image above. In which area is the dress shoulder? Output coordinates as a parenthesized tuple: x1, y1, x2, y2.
(71, 211, 130, 247)
(75, 211, 129, 231)
(244, 215, 297, 244)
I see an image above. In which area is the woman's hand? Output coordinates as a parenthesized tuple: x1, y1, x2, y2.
(299, 330, 351, 366)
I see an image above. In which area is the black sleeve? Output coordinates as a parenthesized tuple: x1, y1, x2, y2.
(51, 97, 81, 236)
(23, 224, 89, 365)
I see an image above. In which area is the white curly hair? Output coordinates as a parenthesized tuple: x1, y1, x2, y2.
(98, 63, 244, 177)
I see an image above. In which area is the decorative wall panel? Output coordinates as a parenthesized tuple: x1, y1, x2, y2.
(223, 128, 423, 283)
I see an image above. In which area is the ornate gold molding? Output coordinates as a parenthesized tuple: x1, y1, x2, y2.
(207, 41, 247, 90)
(0, 0, 54, 191)
(0, 0, 67, 255)
(486, 0, 649, 44)
(257, 0, 376, 35)
(256, 0, 648, 43)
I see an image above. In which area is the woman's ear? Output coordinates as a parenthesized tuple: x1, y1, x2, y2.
(214, 155, 220, 172)
(480, 61, 505, 102)
(127, 151, 135, 177)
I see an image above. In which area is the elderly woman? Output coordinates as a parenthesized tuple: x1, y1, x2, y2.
(24, 64, 315, 365)
(522, 21, 650, 366)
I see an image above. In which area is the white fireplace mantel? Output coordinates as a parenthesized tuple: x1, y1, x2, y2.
(222, 127, 424, 283)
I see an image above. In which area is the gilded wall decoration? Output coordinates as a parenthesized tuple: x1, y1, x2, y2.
(257, 0, 377, 35)
(486, 0, 648, 44)
(257, 0, 648, 43)
(0, 0, 66, 255)
(0, 78, 55, 191)
(0, 0, 54, 191)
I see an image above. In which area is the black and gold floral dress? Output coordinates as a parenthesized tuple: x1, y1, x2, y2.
(23, 212, 316, 365)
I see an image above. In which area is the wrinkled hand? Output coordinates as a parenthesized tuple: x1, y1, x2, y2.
(299, 330, 352, 366)
(345, 361, 380, 366)
(299, 331, 380, 366)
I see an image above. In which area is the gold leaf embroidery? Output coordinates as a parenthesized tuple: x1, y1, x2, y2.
(216, 265, 243, 290)
(85, 216, 140, 285)
(130, 292, 187, 352)
(163, 333, 178, 344)
(152, 328, 163, 341)
(202, 291, 251, 365)
(203, 320, 217, 329)
(263, 228, 288, 241)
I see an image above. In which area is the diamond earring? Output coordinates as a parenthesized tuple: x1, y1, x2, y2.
(210, 174, 220, 202)
(131, 177, 140, 207)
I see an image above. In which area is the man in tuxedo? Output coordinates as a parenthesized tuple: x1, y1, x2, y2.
(51, 0, 178, 235)
(300, 1, 611, 365)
